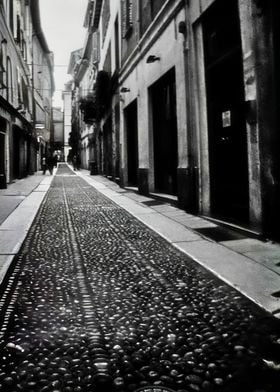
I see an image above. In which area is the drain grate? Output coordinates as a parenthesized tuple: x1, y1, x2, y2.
(193, 226, 245, 242)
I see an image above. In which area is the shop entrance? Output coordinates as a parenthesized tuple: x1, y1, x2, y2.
(203, 0, 249, 222)
(151, 68, 178, 195)
(125, 100, 138, 186)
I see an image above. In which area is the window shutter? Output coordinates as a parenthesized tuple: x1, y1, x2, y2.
(21, 77, 29, 110)
(122, 0, 133, 39)
(92, 32, 100, 63)
(0, 44, 4, 72)
(16, 14, 21, 43)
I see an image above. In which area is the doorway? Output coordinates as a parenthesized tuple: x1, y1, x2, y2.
(203, 0, 249, 222)
(125, 100, 138, 186)
(0, 131, 5, 188)
(12, 126, 21, 179)
(103, 116, 113, 177)
(151, 68, 178, 195)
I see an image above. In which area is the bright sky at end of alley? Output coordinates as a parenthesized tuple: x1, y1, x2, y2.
(39, 0, 89, 108)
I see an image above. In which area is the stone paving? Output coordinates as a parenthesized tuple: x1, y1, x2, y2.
(0, 164, 280, 392)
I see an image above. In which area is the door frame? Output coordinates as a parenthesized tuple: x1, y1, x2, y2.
(150, 67, 178, 195)
(202, 0, 249, 223)
(124, 99, 139, 186)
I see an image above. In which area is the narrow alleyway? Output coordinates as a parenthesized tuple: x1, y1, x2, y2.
(0, 164, 279, 392)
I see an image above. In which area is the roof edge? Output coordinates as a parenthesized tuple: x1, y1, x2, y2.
(30, 0, 51, 54)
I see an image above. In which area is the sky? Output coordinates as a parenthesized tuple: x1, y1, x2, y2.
(39, 0, 89, 108)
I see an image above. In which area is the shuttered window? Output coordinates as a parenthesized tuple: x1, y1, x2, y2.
(92, 32, 100, 63)
(122, 0, 133, 39)
(0, 38, 6, 72)
(21, 77, 29, 110)
(140, 0, 164, 36)
(151, 0, 163, 19)
(140, 0, 152, 36)
(101, 0, 110, 43)
(7, 57, 13, 102)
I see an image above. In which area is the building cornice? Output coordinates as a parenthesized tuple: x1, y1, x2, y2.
(30, 0, 50, 53)
(30, 0, 55, 94)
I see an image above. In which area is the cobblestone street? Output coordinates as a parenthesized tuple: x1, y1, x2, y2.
(0, 164, 279, 392)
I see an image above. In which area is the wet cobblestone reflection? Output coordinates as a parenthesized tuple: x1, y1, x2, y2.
(0, 164, 279, 391)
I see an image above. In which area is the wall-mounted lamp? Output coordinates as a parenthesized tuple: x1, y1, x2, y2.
(146, 55, 160, 63)
(120, 87, 130, 93)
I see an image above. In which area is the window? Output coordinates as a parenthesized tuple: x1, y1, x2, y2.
(140, 0, 163, 36)
(92, 32, 100, 63)
(21, 77, 29, 110)
(0, 39, 7, 95)
(6, 57, 13, 102)
(103, 43, 111, 75)
(151, 0, 162, 19)
(101, 0, 110, 43)
(0, 38, 7, 72)
(16, 67, 22, 106)
(122, 0, 133, 39)
(115, 17, 120, 70)
(9, 0, 14, 34)
(15, 14, 21, 44)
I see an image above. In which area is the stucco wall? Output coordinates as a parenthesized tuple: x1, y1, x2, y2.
(119, 6, 187, 191)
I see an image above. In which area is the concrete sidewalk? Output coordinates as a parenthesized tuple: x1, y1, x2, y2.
(0, 170, 55, 285)
(1, 164, 280, 317)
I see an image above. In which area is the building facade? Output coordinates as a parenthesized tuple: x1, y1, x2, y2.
(89, 0, 192, 199)
(187, 0, 280, 239)
(31, 1, 54, 170)
(0, 0, 54, 188)
(52, 106, 64, 160)
(73, 0, 280, 240)
(66, 2, 101, 172)
(62, 81, 72, 162)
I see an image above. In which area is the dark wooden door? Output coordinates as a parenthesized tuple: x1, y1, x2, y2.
(203, 0, 249, 222)
(125, 100, 138, 186)
(151, 68, 178, 195)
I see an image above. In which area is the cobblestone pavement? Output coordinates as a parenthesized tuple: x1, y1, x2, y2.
(0, 164, 280, 392)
